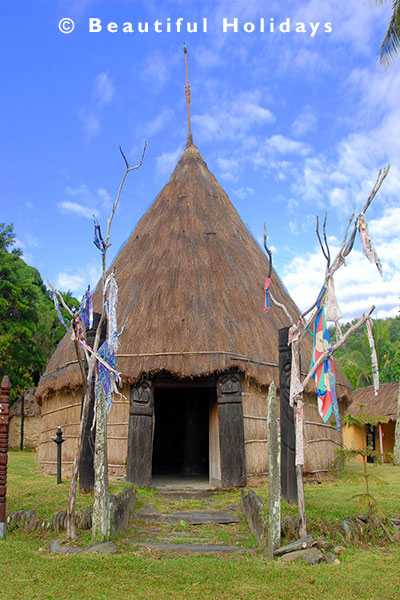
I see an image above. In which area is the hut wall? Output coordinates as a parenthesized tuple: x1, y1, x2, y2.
(343, 422, 395, 464)
(106, 384, 130, 477)
(242, 381, 344, 477)
(382, 422, 395, 459)
(38, 385, 130, 477)
(9, 416, 41, 449)
(242, 380, 268, 476)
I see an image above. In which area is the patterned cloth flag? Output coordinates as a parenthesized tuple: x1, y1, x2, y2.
(104, 273, 118, 351)
(263, 277, 271, 313)
(357, 214, 383, 276)
(79, 285, 93, 330)
(96, 340, 119, 414)
(50, 291, 70, 334)
(310, 298, 341, 430)
(93, 216, 106, 253)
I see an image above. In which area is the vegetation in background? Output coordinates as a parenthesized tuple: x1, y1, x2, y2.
(0, 223, 79, 403)
(375, 0, 400, 66)
(331, 316, 400, 389)
(331, 408, 391, 527)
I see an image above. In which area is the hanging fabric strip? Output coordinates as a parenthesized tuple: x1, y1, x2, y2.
(328, 363, 341, 431)
(263, 277, 271, 313)
(104, 273, 119, 352)
(357, 214, 383, 276)
(93, 216, 106, 253)
(324, 277, 342, 323)
(50, 291, 70, 335)
(366, 318, 379, 395)
(79, 285, 93, 330)
(96, 340, 119, 414)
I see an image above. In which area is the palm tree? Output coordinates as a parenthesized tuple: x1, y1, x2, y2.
(375, 0, 400, 66)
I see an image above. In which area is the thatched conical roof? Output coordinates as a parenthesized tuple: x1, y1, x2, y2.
(37, 140, 350, 400)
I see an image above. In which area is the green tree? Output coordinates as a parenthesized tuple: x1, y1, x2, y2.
(0, 224, 79, 402)
(375, 0, 400, 66)
(334, 319, 393, 389)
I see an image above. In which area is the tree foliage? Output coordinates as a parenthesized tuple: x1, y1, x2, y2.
(375, 0, 400, 66)
(0, 223, 79, 402)
(331, 317, 400, 389)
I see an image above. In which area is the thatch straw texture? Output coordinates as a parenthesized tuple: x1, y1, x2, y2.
(37, 141, 350, 401)
(348, 381, 399, 422)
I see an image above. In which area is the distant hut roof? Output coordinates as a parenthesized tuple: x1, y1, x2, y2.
(9, 387, 41, 418)
(37, 140, 350, 401)
(347, 381, 399, 422)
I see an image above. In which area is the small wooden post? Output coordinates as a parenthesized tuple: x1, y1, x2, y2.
(19, 392, 24, 451)
(0, 376, 11, 540)
(267, 381, 281, 557)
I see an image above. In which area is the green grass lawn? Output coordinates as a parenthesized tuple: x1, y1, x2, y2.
(1, 451, 400, 600)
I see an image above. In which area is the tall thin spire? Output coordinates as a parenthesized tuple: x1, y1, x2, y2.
(183, 43, 192, 144)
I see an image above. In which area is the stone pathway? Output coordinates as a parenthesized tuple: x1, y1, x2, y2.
(127, 494, 256, 555)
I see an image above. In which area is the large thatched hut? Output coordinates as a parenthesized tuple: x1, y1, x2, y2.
(36, 137, 351, 486)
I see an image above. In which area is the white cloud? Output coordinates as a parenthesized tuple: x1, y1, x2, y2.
(282, 240, 400, 322)
(57, 263, 101, 297)
(233, 186, 255, 199)
(79, 109, 101, 140)
(58, 201, 97, 220)
(57, 272, 86, 294)
(94, 73, 115, 106)
(192, 91, 274, 144)
(140, 52, 169, 91)
(59, 184, 111, 217)
(156, 145, 184, 178)
(291, 106, 317, 137)
(265, 135, 311, 156)
(146, 108, 175, 137)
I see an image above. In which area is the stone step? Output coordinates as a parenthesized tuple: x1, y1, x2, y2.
(127, 541, 254, 554)
(132, 509, 240, 525)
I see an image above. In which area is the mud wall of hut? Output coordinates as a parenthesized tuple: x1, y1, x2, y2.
(38, 385, 130, 478)
(9, 416, 41, 449)
(242, 380, 345, 477)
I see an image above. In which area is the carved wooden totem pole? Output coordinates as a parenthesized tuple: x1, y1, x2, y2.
(217, 373, 246, 487)
(126, 380, 154, 487)
(279, 327, 297, 503)
(0, 376, 10, 539)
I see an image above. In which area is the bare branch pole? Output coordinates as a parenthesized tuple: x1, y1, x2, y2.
(65, 141, 147, 541)
(263, 166, 389, 541)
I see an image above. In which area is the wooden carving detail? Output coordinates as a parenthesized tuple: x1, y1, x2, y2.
(216, 373, 246, 487)
(126, 379, 154, 486)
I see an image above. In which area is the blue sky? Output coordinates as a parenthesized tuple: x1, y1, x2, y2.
(2, 0, 400, 322)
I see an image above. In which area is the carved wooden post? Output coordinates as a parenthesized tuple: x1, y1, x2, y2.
(279, 327, 297, 504)
(217, 373, 246, 488)
(267, 381, 281, 557)
(0, 376, 10, 540)
(126, 380, 154, 487)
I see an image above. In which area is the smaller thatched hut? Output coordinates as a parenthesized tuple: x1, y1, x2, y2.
(343, 381, 399, 462)
(8, 387, 41, 449)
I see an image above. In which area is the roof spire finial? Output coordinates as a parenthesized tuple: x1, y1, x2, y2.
(183, 43, 193, 144)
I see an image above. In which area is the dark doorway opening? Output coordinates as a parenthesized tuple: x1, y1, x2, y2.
(152, 387, 210, 479)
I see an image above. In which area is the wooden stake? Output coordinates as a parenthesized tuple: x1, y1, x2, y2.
(267, 381, 281, 557)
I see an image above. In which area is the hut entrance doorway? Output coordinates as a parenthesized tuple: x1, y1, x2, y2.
(152, 387, 213, 484)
